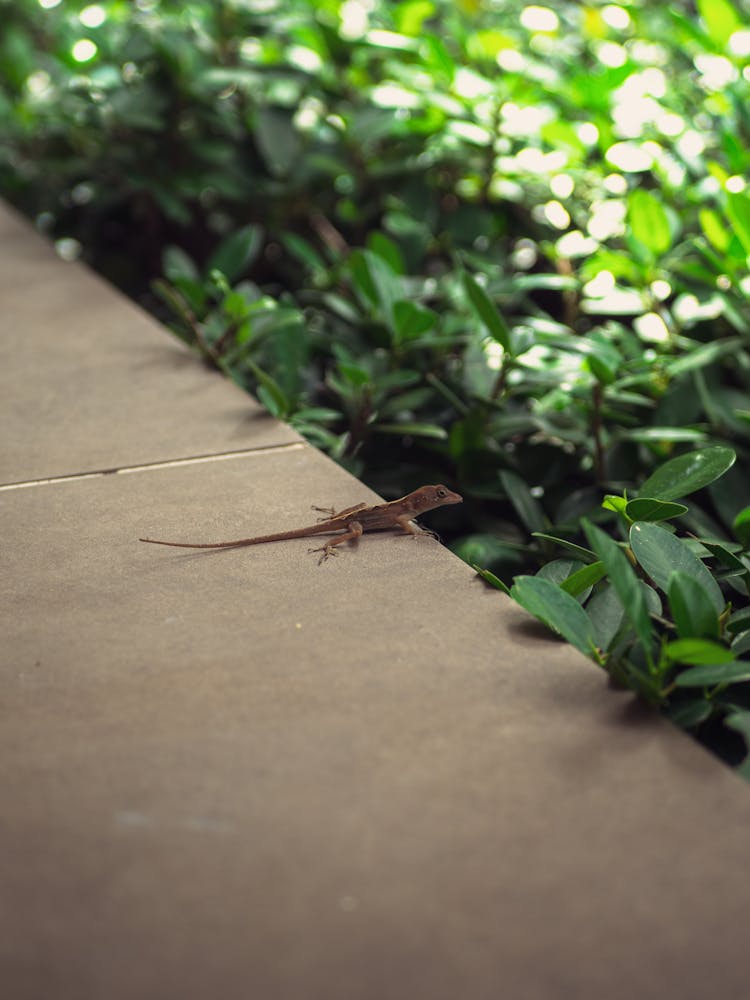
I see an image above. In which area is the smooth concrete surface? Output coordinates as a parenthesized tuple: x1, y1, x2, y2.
(0, 202, 299, 486)
(3, 201, 750, 999)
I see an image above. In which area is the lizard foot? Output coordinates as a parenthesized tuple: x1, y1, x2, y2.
(309, 543, 339, 564)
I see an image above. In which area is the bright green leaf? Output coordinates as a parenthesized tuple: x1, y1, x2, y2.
(699, 208, 731, 254)
(726, 191, 750, 257)
(666, 638, 736, 666)
(473, 564, 511, 594)
(560, 560, 607, 597)
(733, 505, 750, 546)
(697, 0, 742, 48)
(628, 189, 673, 256)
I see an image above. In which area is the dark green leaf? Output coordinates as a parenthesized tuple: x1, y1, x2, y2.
(463, 271, 513, 354)
(510, 575, 597, 657)
(674, 660, 750, 687)
(583, 520, 654, 657)
(374, 422, 447, 439)
(668, 570, 720, 640)
(585, 583, 625, 652)
(532, 533, 598, 563)
(392, 300, 437, 341)
(500, 470, 546, 533)
(630, 521, 725, 613)
(207, 225, 263, 283)
(255, 106, 302, 176)
(625, 498, 688, 522)
(638, 446, 736, 502)
(668, 699, 713, 727)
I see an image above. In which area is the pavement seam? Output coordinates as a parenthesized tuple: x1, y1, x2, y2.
(0, 441, 306, 492)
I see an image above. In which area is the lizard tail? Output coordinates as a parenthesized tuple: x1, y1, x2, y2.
(139, 525, 333, 549)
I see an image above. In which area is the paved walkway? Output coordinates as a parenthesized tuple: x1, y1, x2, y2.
(2, 200, 750, 999)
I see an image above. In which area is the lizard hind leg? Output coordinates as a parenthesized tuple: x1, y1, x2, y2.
(309, 520, 364, 564)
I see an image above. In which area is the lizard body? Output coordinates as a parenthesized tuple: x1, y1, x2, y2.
(139, 484, 462, 562)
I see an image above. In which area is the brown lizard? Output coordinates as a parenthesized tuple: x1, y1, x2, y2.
(139, 484, 462, 563)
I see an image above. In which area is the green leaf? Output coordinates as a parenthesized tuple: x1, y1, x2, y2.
(726, 191, 750, 258)
(510, 576, 597, 657)
(500, 470, 546, 533)
(349, 250, 401, 322)
(697, 0, 742, 48)
(602, 494, 628, 515)
(207, 225, 263, 283)
(531, 531, 596, 562)
(666, 638, 736, 666)
(637, 446, 736, 501)
(674, 661, 750, 687)
(374, 422, 448, 439)
(668, 570, 720, 640)
(560, 561, 607, 597)
(392, 300, 437, 341)
(585, 584, 625, 652)
(699, 208, 731, 254)
(473, 564, 510, 594)
(463, 271, 513, 354)
(733, 505, 750, 547)
(245, 358, 290, 418)
(668, 699, 713, 727)
(630, 521, 725, 613)
(725, 709, 750, 747)
(627, 189, 672, 256)
(255, 106, 302, 177)
(582, 520, 654, 658)
(367, 232, 405, 274)
(532, 533, 598, 563)
(163, 245, 199, 283)
(625, 498, 688, 522)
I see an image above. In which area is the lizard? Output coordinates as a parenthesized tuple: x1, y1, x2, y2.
(139, 484, 462, 563)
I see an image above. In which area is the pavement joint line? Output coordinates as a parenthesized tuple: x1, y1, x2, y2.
(0, 441, 307, 492)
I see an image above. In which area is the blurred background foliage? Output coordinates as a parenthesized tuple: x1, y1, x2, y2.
(2, 0, 750, 765)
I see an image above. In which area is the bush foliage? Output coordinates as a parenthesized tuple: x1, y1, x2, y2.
(2, 0, 750, 772)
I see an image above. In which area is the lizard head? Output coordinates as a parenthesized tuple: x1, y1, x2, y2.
(421, 484, 463, 508)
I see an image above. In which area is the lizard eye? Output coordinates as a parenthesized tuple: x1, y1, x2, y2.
(436, 487, 446, 497)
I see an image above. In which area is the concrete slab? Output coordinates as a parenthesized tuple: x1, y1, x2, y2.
(3, 444, 750, 1000)
(0, 202, 299, 486)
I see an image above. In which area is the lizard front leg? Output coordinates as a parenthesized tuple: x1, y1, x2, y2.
(309, 520, 364, 563)
(395, 515, 438, 540)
